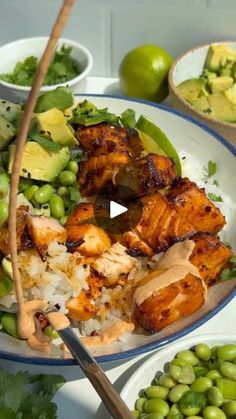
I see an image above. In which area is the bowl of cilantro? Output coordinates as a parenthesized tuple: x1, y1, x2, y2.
(0, 37, 93, 102)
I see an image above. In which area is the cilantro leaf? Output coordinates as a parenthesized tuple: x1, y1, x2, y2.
(203, 160, 217, 178)
(120, 109, 136, 128)
(70, 100, 120, 126)
(68, 186, 80, 202)
(207, 192, 223, 202)
(220, 268, 236, 281)
(29, 374, 65, 397)
(20, 393, 57, 419)
(230, 255, 236, 264)
(28, 129, 63, 152)
(0, 369, 29, 413)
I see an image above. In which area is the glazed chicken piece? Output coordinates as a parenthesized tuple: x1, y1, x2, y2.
(124, 193, 196, 256)
(114, 154, 177, 199)
(0, 206, 31, 255)
(27, 216, 67, 256)
(190, 233, 233, 286)
(66, 292, 98, 321)
(92, 242, 136, 286)
(167, 177, 226, 234)
(66, 203, 111, 256)
(79, 152, 130, 196)
(77, 123, 143, 157)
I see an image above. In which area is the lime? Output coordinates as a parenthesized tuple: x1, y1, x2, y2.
(119, 44, 173, 102)
(136, 115, 182, 175)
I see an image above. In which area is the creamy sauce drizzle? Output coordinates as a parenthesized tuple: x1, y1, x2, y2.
(133, 240, 203, 306)
(47, 312, 70, 331)
(17, 300, 47, 339)
(81, 321, 134, 347)
(27, 318, 51, 353)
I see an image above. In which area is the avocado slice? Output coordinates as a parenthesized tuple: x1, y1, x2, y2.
(0, 99, 22, 122)
(0, 115, 16, 151)
(176, 78, 206, 104)
(209, 76, 234, 93)
(205, 45, 236, 72)
(192, 95, 210, 112)
(208, 92, 236, 123)
(8, 142, 70, 182)
(35, 86, 74, 113)
(34, 107, 77, 147)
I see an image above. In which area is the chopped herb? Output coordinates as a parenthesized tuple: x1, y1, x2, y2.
(204, 160, 217, 178)
(220, 268, 236, 281)
(68, 185, 80, 202)
(230, 255, 236, 264)
(70, 100, 120, 126)
(119, 108, 136, 128)
(207, 192, 223, 202)
(28, 127, 63, 152)
(213, 179, 219, 186)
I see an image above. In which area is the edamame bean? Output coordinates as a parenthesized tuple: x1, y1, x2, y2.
(60, 215, 68, 226)
(1, 313, 19, 338)
(216, 377, 236, 399)
(185, 417, 203, 419)
(168, 384, 189, 403)
(177, 351, 199, 366)
(140, 414, 165, 419)
(217, 345, 236, 361)
(145, 386, 169, 400)
(49, 195, 65, 219)
(206, 370, 222, 382)
(0, 201, 8, 227)
(171, 359, 193, 369)
(179, 391, 206, 416)
(195, 344, 212, 361)
(191, 377, 213, 392)
(144, 399, 169, 416)
(0, 177, 9, 199)
(206, 387, 223, 407)
(58, 185, 68, 197)
(135, 398, 146, 412)
(59, 170, 76, 186)
(34, 184, 53, 204)
(19, 178, 33, 192)
(43, 325, 59, 339)
(219, 362, 236, 380)
(159, 374, 176, 389)
(24, 185, 39, 201)
(193, 367, 209, 378)
(169, 365, 182, 381)
(222, 401, 236, 417)
(167, 413, 183, 419)
(177, 366, 195, 385)
(202, 406, 226, 419)
(131, 410, 140, 418)
(66, 160, 79, 174)
(0, 276, 13, 297)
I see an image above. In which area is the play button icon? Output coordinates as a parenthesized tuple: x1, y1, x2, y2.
(94, 184, 142, 234)
(110, 201, 128, 218)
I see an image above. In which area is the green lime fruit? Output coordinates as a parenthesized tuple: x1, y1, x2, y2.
(119, 44, 173, 102)
(136, 115, 182, 176)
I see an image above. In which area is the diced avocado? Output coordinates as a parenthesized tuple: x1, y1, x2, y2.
(0, 115, 16, 151)
(176, 78, 206, 104)
(205, 45, 236, 72)
(208, 92, 236, 123)
(8, 142, 70, 182)
(202, 69, 217, 81)
(34, 108, 77, 146)
(2, 257, 13, 280)
(0, 99, 22, 122)
(224, 87, 236, 104)
(209, 76, 233, 93)
(192, 95, 210, 112)
(35, 86, 74, 113)
(220, 68, 232, 77)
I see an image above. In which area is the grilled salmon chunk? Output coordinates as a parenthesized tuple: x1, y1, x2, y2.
(79, 152, 130, 196)
(77, 123, 143, 157)
(27, 216, 67, 256)
(115, 154, 177, 199)
(167, 177, 226, 234)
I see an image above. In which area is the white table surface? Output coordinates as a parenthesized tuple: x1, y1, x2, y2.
(1, 76, 235, 419)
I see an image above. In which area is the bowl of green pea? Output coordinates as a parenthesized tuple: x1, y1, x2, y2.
(0, 37, 93, 102)
(120, 334, 236, 419)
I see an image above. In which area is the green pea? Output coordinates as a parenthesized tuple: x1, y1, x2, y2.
(43, 325, 59, 340)
(206, 387, 223, 407)
(24, 185, 39, 201)
(0, 177, 9, 199)
(179, 391, 206, 416)
(168, 384, 189, 403)
(0, 276, 13, 297)
(195, 344, 212, 361)
(135, 398, 146, 412)
(34, 184, 53, 204)
(202, 406, 226, 419)
(140, 414, 165, 419)
(0, 171, 10, 183)
(177, 350, 199, 366)
(206, 370, 222, 382)
(58, 185, 68, 197)
(145, 386, 169, 400)
(18, 177, 33, 192)
(191, 377, 213, 392)
(59, 170, 77, 186)
(217, 345, 236, 361)
(219, 361, 236, 380)
(159, 374, 176, 389)
(50, 195, 65, 219)
(144, 399, 169, 416)
(222, 401, 236, 417)
(60, 215, 68, 226)
(131, 410, 140, 419)
(66, 160, 79, 174)
(0, 201, 8, 227)
(1, 313, 19, 338)
(193, 366, 209, 378)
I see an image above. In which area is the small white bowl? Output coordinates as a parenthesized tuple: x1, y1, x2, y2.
(168, 41, 236, 148)
(0, 37, 93, 102)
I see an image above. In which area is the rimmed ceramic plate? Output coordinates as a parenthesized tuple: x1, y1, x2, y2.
(0, 94, 235, 365)
(120, 333, 236, 411)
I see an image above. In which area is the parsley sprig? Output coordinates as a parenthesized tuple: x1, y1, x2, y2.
(220, 255, 236, 281)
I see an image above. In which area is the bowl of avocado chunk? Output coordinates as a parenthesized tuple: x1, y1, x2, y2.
(0, 37, 93, 102)
(168, 42, 236, 147)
